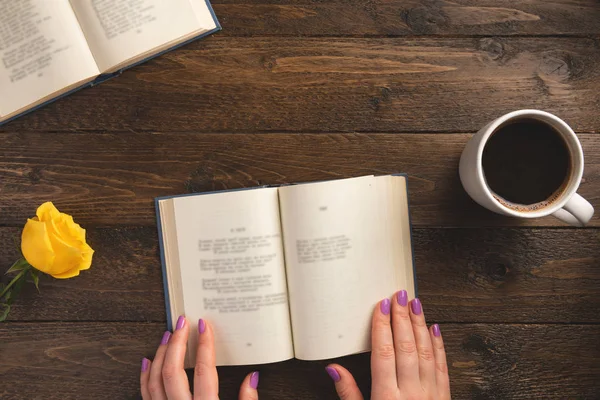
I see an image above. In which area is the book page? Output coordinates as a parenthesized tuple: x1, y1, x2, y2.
(70, 0, 216, 72)
(165, 188, 294, 367)
(0, 0, 99, 120)
(278, 176, 414, 360)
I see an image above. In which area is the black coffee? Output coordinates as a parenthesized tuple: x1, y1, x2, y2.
(482, 118, 571, 210)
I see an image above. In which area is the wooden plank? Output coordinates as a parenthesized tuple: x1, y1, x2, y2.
(2, 227, 598, 323)
(1, 322, 598, 399)
(1, 37, 599, 133)
(212, 0, 600, 36)
(0, 133, 597, 227)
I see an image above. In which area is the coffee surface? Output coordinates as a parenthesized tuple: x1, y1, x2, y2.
(482, 119, 571, 208)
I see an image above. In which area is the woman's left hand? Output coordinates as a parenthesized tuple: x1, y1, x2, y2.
(140, 316, 259, 400)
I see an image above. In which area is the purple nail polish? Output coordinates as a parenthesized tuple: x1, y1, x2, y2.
(397, 290, 408, 307)
(249, 371, 260, 389)
(325, 366, 341, 382)
(161, 331, 171, 345)
(198, 318, 206, 334)
(432, 324, 441, 337)
(176, 315, 185, 330)
(380, 298, 391, 315)
(141, 358, 150, 372)
(411, 298, 422, 315)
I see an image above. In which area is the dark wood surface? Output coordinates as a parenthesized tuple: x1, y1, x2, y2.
(1, 1, 599, 399)
(0, 133, 598, 227)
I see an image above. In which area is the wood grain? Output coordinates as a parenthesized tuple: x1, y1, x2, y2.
(0, 133, 597, 227)
(1, 37, 599, 133)
(212, 0, 600, 36)
(1, 322, 598, 399)
(2, 227, 598, 323)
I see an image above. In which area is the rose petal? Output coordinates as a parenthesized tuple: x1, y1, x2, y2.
(36, 202, 60, 222)
(51, 267, 82, 279)
(21, 218, 55, 274)
(44, 229, 84, 276)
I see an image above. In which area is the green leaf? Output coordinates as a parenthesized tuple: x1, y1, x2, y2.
(6, 258, 30, 274)
(8, 274, 27, 305)
(0, 303, 10, 322)
(30, 269, 40, 292)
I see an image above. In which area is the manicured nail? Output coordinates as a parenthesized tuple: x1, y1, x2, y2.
(249, 371, 260, 389)
(141, 358, 150, 372)
(161, 331, 171, 345)
(176, 315, 185, 330)
(325, 366, 341, 382)
(432, 324, 441, 337)
(198, 318, 206, 334)
(397, 290, 408, 307)
(380, 298, 391, 315)
(411, 298, 422, 315)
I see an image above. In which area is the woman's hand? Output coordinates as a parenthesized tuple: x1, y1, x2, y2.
(140, 316, 259, 400)
(326, 291, 451, 400)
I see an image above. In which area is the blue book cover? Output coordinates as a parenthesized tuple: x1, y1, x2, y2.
(155, 175, 418, 331)
(0, 0, 221, 126)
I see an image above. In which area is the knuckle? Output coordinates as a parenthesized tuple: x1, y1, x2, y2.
(434, 340, 445, 350)
(194, 360, 213, 379)
(336, 384, 356, 400)
(375, 344, 396, 360)
(396, 341, 417, 354)
(436, 361, 448, 373)
(161, 364, 177, 382)
(393, 307, 411, 321)
(376, 317, 391, 329)
(148, 382, 161, 395)
(412, 318, 427, 328)
(418, 346, 435, 362)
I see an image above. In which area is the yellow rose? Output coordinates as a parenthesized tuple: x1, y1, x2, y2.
(21, 202, 94, 279)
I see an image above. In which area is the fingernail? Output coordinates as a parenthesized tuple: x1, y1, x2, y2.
(411, 298, 422, 315)
(432, 324, 441, 337)
(397, 290, 408, 307)
(380, 298, 391, 315)
(141, 358, 150, 372)
(325, 366, 341, 382)
(198, 318, 206, 334)
(249, 371, 260, 389)
(176, 315, 185, 330)
(161, 331, 171, 345)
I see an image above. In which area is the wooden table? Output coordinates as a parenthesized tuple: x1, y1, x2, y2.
(1, 1, 599, 399)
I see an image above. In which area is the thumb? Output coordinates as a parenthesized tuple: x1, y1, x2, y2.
(325, 364, 364, 400)
(238, 371, 259, 400)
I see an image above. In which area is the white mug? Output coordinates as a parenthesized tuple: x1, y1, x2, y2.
(459, 110, 594, 226)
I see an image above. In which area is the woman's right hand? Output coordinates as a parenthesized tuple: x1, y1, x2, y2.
(326, 291, 451, 399)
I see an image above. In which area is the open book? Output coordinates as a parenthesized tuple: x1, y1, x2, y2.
(0, 0, 220, 124)
(156, 175, 417, 367)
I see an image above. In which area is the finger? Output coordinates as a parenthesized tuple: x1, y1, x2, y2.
(325, 364, 363, 400)
(141, 358, 152, 400)
(194, 319, 219, 400)
(409, 299, 436, 390)
(148, 331, 172, 400)
(163, 315, 192, 400)
(430, 324, 451, 400)
(391, 290, 420, 388)
(371, 298, 398, 394)
(238, 371, 259, 400)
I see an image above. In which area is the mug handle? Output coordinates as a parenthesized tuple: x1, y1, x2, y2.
(552, 193, 595, 226)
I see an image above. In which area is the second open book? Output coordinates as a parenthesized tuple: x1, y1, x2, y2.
(156, 175, 416, 367)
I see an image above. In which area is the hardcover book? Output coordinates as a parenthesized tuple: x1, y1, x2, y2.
(0, 0, 220, 124)
(156, 175, 417, 367)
